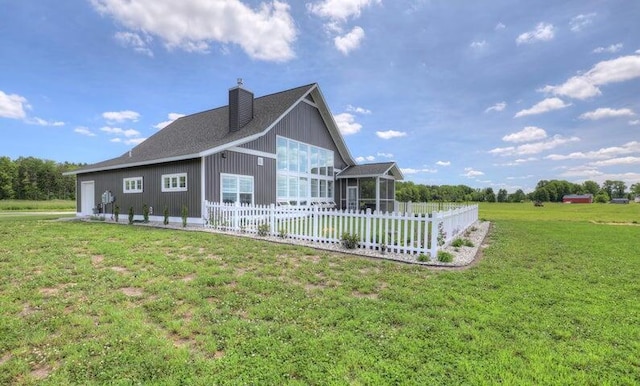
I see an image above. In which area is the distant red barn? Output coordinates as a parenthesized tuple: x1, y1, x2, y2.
(562, 194, 593, 204)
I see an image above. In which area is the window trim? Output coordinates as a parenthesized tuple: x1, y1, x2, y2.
(161, 173, 188, 192)
(220, 173, 254, 205)
(123, 177, 143, 193)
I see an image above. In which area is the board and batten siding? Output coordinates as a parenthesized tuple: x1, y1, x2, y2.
(76, 159, 201, 218)
(240, 101, 349, 170)
(204, 151, 276, 205)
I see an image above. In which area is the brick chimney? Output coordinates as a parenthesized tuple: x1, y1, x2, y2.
(228, 78, 253, 131)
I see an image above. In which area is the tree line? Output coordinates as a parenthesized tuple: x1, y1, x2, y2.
(396, 179, 640, 203)
(0, 156, 84, 200)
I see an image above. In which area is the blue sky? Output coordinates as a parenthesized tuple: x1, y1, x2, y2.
(1, 0, 639, 193)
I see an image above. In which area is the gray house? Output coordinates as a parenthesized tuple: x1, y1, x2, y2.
(67, 82, 403, 224)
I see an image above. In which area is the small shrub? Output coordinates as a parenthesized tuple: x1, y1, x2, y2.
(278, 228, 287, 238)
(451, 238, 474, 248)
(341, 232, 359, 249)
(257, 223, 270, 237)
(181, 205, 188, 227)
(128, 206, 134, 225)
(90, 215, 105, 221)
(163, 206, 169, 225)
(143, 204, 149, 223)
(437, 251, 454, 263)
(114, 205, 120, 222)
(417, 253, 429, 262)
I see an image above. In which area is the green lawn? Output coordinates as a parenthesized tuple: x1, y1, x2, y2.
(0, 200, 76, 211)
(0, 203, 639, 384)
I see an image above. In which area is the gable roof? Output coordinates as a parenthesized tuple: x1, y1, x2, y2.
(337, 162, 404, 180)
(563, 194, 593, 199)
(69, 83, 355, 174)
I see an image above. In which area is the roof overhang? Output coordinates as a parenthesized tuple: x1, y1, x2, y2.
(336, 162, 404, 180)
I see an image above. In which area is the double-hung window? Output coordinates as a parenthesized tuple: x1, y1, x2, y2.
(162, 173, 187, 192)
(221, 174, 254, 205)
(123, 177, 143, 193)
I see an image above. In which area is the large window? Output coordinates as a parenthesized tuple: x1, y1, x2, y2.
(221, 174, 254, 205)
(123, 177, 143, 193)
(277, 136, 334, 205)
(162, 173, 187, 192)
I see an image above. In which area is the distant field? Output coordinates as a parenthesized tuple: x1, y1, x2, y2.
(479, 201, 640, 223)
(0, 199, 76, 211)
(0, 203, 638, 384)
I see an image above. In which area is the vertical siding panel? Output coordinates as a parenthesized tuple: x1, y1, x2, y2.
(76, 159, 201, 218)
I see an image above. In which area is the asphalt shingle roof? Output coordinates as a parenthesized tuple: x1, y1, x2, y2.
(74, 83, 316, 173)
(337, 162, 403, 180)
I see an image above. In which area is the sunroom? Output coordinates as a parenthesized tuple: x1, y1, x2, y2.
(336, 162, 404, 213)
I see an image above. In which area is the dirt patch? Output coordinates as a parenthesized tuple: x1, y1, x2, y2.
(30, 365, 52, 380)
(305, 283, 327, 291)
(351, 291, 379, 300)
(91, 255, 104, 265)
(0, 353, 11, 365)
(39, 288, 59, 296)
(111, 266, 130, 274)
(121, 287, 143, 297)
(305, 255, 323, 264)
(213, 350, 225, 359)
(182, 274, 196, 282)
(20, 304, 37, 316)
(171, 334, 196, 348)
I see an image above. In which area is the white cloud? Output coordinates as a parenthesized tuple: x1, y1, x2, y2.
(333, 112, 361, 135)
(485, 101, 506, 113)
(307, 0, 380, 21)
(25, 117, 65, 126)
(92, 0, 297, 62)
(154, 112, 186, 129)
(495, 22, 506, 31)
(125, 138, 146, 146)
(376, 152, 393, 158)
(100, 126, 141, 137)
(74, 127, 96, 136)
(401, 168, 437, 175)
(436, 160, 450, 166)
(541, 54, 640, 100)
(334, 26, 365, 54)
(590, 156, 640, 167)
(355, 155, 375, 162)
(102, 110, 140, 122)
(346, 104, 371, 114)
(569, 13, 596, 32)
(516, 22, 554, 45)
(558, 166, 603, 178)
(470, 40, 486, 49)
(579, 108, 635, 120)
(490, 135, 580, 156)
(462, 167, 484, 178)
(629, 119, 640, 126)
(376, 130, 407, 139)
(514, 97, 571, 117)
(546, 141, 640, 161)
(0, 90, 29, 119)
(115, 31, 153, 57)
(502, 126, 547, 143)
(593, 43, 623, 54)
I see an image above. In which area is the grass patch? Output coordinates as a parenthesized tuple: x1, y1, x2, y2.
(0, 199, 75, 211)
(0, 205, 639, 384)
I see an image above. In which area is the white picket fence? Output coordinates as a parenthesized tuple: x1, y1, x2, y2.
(395, 201, 468, 214)
(203, 201, 478, 260)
